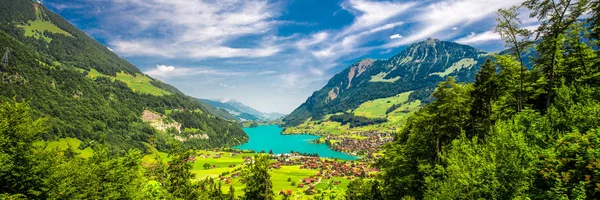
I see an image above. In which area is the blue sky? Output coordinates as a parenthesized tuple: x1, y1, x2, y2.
(41, 0, 536, 114)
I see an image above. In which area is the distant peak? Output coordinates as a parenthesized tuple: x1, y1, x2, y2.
(424, 38, 441, 46)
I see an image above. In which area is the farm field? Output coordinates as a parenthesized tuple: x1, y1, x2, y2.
(143, 150, 355, 199)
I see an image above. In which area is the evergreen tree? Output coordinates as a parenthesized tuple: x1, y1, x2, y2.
(469, 59, 499, 139)
(166, 148, 199, 200)
(242, 155, 273, 200)
(228, 185, 236, 200)
(0, 101, 47, 197)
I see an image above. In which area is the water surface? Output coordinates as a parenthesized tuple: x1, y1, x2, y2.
(235, 125, 356, 160)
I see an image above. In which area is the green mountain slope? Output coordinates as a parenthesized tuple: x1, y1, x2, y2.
(283, 39, 490, 127)
(0, 0, 248, 152)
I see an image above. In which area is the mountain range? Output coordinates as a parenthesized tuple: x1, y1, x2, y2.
(0, 0, 248, 151)
(200, 99, 286, 122)
(283, 38, 491, 128)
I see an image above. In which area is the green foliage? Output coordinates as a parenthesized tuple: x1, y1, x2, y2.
(536, 129, 600, 199)
(373, 1, 600, 199)
(0, 101, 47, 197)
(166, 148, 199, 199)
(242, 155, 273, 200)
(0, 13, 246, 152)
(328, 112, 387, 128)
(346, 179, 383, 200)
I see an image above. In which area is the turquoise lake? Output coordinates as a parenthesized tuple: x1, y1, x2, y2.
(235, 125, 356, 160)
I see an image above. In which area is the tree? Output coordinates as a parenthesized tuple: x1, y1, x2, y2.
(536, 129, 600, 199)
(523, 0, 591, 109)
(228, 185, 236, 200)
(166, 148, 199, 199)
(0, 101, 47, 197)
(496, 5, 534, 112)
(204, 162, 211, 170)
(469, 59, 499, 139)
(242, 155, 273, 200)
(268, 149, 273, 155)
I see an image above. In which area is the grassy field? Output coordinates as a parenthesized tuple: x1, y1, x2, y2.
(143, 150, 353, 199)
(22, 20, 72, 43)
(85, 69, 171, 96)
(353, 91, 412, 118)
(33, 137, 94, 158)
(284, 91, 422, 135)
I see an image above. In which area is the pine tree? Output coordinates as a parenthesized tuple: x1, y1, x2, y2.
(228, 185, 236, 200)
(0, 101, 47, 197)
(166, 148, 199, 199)
(242, 155, 273, 200)
(469, 59, 499, 139)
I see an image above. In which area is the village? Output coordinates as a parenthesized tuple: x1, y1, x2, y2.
(205, 151, 379, 196)
(319, 131, 394, 159)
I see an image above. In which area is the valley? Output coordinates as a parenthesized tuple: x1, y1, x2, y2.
(1, 0, 599, 199)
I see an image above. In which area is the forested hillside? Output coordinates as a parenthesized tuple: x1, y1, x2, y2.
(347, 1, 600, 199)
(0, 0, 248, 152)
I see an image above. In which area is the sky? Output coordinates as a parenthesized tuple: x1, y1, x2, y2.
(41, 0, 536, 114)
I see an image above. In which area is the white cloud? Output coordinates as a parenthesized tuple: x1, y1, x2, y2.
(307, 1, 412, 61)
(390, 34, 403, 39)
(295, 32, 329, 50)
(145, 65, 247, 79)
(340, 0, 416, 36)
(384, 0, 523, 48)
(454, 31, 502, 44)
(452, 27, 458, 30)
(106, 0, 280, 59)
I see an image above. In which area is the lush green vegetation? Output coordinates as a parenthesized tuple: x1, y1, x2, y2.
(347, 1, 600, 199)
(0, 0, 247, 153)
(329, 112, 387, 128)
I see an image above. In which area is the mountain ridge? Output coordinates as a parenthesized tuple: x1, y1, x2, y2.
(200, 98, 286, 122)
(283, 38, 489, 127)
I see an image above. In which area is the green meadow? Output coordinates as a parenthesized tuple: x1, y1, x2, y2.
(33, 137, 94, 158)
(22, 20, 72, 43)
(85, 68, 171, 96)
(284, 91, 422, 135)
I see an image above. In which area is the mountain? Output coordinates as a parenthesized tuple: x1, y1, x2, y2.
(0, 0, 248, 151)
(283, 39, 489, 127)
(201, 99, 286, 121)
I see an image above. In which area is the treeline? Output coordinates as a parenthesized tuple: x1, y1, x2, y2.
(348, 1, 600, 199)
(0, 101, 269, 199)
(329, 112, 387, 128)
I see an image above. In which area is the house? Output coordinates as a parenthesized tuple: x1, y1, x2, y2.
(333, 181, 340, 185)
(297, 183, 304, 188)
(226, 179, 231, 184)
(279, 190, 293, 196)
